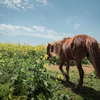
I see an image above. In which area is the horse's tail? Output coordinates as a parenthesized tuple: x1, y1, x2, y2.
(86, 37, 100, 78)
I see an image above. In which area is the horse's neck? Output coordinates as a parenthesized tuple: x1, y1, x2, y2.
(54, 43, 62, 56)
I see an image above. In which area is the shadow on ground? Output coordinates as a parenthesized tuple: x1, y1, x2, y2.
(50, 76, 100, 100)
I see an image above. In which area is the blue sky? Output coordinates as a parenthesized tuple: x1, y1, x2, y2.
(0, 0, 100, 46)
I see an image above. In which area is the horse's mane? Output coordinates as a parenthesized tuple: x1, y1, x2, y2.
(51, 37, 71, 55)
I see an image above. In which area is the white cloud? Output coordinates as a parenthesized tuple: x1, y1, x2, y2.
(74, 24, 80, 30)
(33, 25, 57, 35)
(22, 26, 33, 32)
(66, 17, 73, 24)
(0, 0, 50, 10)
(28, 4, 34, 9)
(36, 0, 47, 4)
(0, 0, 34, 10)
(66, 16, 78, 24)
(46, 30, 57, 34)
(13, 0, 21, 4)
(33, 26, 45, 33)
(0, 24, 73, 40)
(17, 3, 21, 7)
(35, 0, 50, 7)
(0, 24, 14, 30)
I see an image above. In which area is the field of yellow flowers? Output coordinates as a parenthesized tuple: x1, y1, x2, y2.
(1, 42, 100, 100)
(0, 42, 70, 100)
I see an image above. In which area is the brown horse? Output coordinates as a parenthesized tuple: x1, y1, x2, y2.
(46, 34, 100, 88)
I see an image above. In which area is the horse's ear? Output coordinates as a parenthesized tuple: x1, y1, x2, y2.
(51, 45, 54, 52)
(47, 43, 50, 46)
(47, 43, 50, 49)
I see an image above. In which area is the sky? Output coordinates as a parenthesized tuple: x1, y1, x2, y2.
(0, 0, 100, 46)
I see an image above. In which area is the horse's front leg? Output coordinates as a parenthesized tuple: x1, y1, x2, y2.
(66, 61, 70, 81)
(59, 60, 68, 81)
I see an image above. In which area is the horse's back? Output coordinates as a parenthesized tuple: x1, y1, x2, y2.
(73, 34, 89, 45)
(62, 34, 90, 61)
(62, 38, 74, 61)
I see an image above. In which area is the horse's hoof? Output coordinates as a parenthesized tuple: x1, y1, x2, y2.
(65, 75, 69, 82)
(75, 85, 82, 89)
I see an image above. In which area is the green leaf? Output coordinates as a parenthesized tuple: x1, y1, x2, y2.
(64, 94, 70, 100)
(31, 97, 35, 100)
(44, 80, 48, 87)
(0, 72, 3, 75)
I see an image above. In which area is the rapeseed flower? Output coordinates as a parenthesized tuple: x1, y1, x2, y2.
(43, 54, 48, 60)
(0, 55, 2, 58)
(8, 93, 12, 100)
(40, 56, 43, 58)
(58, 75, 64, 80)
(43, 64, 48, 69)
(11, 61, 14, 64)
(52, 61, 54, 63)
(0, 53, 2, 55)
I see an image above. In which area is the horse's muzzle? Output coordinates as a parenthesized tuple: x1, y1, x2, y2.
(46, 54, 52, 60)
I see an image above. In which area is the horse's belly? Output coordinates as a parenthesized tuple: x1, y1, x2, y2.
(65, 53, 74, 61)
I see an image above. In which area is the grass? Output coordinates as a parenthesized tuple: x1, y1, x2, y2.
(47, 65, 100, 100)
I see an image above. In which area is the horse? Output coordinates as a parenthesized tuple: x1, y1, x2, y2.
(46, 34, 100, 88)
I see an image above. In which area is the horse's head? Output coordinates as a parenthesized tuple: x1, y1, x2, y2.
(46, 43, 54, 60)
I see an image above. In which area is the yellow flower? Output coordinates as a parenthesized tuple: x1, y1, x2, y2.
(40, 56, 43, 58)
(61, 77, 63, 80)
(52, 61, 54, 63)
(43, 65, 46, 67)
(39, 69, 41, 71)
(2, 64, 4, 66)
(55, 79, 58, 82)
(2, 61, 5, 63)
(43, 65, 48, 69)
(43, 54, 48, 60)
(9, 93, 12, 100)
(10, 58, 13, 61)
(0, 53, 2, 55)
(58, 75, 64, 80)
(11, 61, 13, 64)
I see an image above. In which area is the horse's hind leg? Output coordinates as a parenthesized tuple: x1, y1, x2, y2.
(86, 53, 92, 64)
(66, 61, 70, 81)
(76, 61, 84, 89)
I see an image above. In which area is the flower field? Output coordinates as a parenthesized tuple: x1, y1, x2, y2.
(1, 42, 100, 100)
(0, 42, 70, 100)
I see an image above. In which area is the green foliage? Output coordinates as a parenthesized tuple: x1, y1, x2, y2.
(49, 56, 60, 65)
(0, 42, 70, 100)
(0, 42, 100, 100)
(48, 56, 90, 65)
(82, 57, 90, 65)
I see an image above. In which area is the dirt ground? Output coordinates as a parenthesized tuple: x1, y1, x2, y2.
(48, 64, 94, 75)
